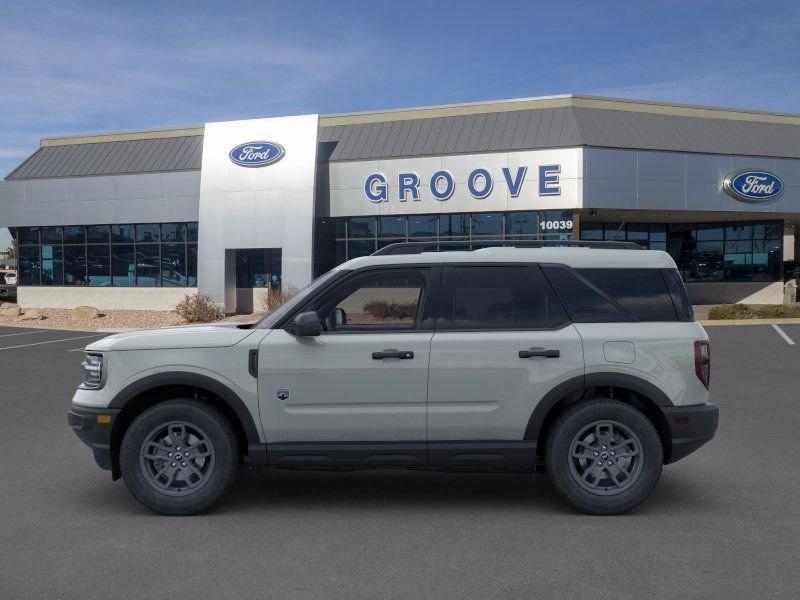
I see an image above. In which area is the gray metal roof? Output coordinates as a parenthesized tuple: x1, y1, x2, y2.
(320, 106, 800, 161)
(8, 94, 800, 180)
(6, 135, 203, 180)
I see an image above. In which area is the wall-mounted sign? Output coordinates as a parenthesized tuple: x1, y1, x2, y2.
(723, 169, 784, 203)
(229, 141, 285, 167)
(364, 164, 561, 203)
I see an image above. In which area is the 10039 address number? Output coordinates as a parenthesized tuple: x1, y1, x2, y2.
(539, 220, 573, 231)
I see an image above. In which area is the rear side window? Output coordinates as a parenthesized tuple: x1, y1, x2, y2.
(577, 269, 678, 321)
(446, 266, 567, 330)
(541, 265, 632, 323)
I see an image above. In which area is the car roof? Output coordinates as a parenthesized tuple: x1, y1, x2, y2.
(336, 246, 677, 271)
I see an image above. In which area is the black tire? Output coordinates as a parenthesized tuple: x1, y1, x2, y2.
(545, 399, 663, 515)
(120, 400, 239, 515)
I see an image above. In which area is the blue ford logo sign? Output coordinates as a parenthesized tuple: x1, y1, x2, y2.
(229, 141, 285, 167)
(723, 169, 784, 203)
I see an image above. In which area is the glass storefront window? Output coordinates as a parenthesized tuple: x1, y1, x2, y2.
(348, 239, 375, 259)
(161, 223, 185, 243)
(409, 215, 437, 238)
(136, 224, 160, 243)
(471, 213, 502, 236)
(378, 216, 405, 237)
(64, 246, 87, 286)
(438, 214, 468, 237)
(580, 220, 783, 282)
(87, 245, 111, 286)
(41, 227, 63, 245)
(349, 217, 376, 238)
(86, 225, 110, 244)
(19, 246, 40, 285)
(324, 210, 577, 266)
(112, 245, 136, 286)
(15, 222, 198, 288)
(162, 244, 187, 286)
(64, 226, 85, 244)
(136, 245, 160, 286)
(506, 212, 538, 236)
(41, 245, 63, 286)
(111, 224, 135, 243)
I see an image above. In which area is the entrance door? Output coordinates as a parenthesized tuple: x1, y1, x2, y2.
(234, 248, 281, 313)
(426, 265, 584, 466)
(257, 266, 437, 465)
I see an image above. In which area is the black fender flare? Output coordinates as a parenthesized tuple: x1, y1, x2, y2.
(523, 372, 673, 441)
(109, 371, 261, 447)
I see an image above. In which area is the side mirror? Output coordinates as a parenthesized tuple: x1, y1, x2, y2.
(333, 307, 347, 329)
(292, 311, 322, 337)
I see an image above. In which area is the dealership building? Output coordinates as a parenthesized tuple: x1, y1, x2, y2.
(1, 93, 799, 312)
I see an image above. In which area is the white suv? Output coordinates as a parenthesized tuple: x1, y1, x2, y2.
(68, 241, 718, 515)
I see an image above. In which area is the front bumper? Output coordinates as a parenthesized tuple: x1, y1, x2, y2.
(68, 405, 120, 472)
(663, 402, 719, 464)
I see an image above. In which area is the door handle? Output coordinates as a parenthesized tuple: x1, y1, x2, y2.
(519, 347, 560, 359)
(372, 349, 414, 360)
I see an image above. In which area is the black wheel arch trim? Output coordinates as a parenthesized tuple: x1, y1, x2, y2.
(524, 372, 674, 441)
(108, 372, 261, 447)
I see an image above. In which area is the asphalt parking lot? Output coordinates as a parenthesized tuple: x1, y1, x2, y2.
(0, 324, 798, 599)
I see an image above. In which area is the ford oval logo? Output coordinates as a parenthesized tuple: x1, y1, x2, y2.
(723, 169, 784, 203)
(229, 141, 285, 167)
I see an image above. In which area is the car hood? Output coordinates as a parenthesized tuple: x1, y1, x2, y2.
(85, 323, 259, 352)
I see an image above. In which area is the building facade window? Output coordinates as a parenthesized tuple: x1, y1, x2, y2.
(580, 221, 782, 282)
(314, 210, 573, 274)
(13, 223, 199, 287)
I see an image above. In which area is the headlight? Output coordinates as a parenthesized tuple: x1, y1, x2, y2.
(81, 353, 104, 389)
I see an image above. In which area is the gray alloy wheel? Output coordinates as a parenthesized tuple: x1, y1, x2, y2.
(568, 420, 643, 496)
(139, 421, 216, 497)
(120, 399, 238, 515)
(545, 398, 663, 515)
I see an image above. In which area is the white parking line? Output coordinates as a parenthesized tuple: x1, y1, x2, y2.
(771, 324, 795, 346)
(0, 330, 48, 338)
(0, 334, 103, 351)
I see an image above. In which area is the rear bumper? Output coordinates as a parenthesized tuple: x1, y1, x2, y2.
(68, 405, 120, 471)
(663, 402, 719, 464)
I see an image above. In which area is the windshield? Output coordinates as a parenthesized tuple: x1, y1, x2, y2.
(257, 269, 341, 329)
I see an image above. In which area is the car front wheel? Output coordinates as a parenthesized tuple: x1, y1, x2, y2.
(545, 399, 663, 515)
(120, 400, 239, 515)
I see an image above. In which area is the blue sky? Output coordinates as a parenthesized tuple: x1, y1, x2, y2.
(1, 0, 799, 249)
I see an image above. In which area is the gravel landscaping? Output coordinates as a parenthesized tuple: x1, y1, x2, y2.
(0, 307, 261, 331)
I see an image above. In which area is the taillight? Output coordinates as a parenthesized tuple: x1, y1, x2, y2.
(694, 340, 710, 389)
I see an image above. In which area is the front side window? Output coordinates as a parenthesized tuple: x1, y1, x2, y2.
(447, 266, 567, 330)
(317, 271, 426, 332)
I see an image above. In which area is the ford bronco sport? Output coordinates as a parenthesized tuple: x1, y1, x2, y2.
(68, 241, 718, 515)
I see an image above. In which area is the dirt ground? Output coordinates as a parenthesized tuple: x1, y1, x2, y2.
(0, 307, 261, 331)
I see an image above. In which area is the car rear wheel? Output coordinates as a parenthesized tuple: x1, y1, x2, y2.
(545, 399, 663, 515)
(120, 400, 238, 515)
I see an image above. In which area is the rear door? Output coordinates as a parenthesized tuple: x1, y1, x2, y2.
(426, 264, 584, 466)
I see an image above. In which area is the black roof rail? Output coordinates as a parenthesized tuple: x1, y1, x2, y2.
(371, 239, 644, 256)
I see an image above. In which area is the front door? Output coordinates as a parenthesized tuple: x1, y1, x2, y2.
(258, 266, 437, 465)
(426, 264, 584, 466)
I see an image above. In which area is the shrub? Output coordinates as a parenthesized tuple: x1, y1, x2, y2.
(707, 304, 758, 320)
(363, 300, 417, 320)
(175, 294, 223, 323)
(257, 284, 298, 314)
(754, 304, 800, 318)
(706, 304, 800, 320)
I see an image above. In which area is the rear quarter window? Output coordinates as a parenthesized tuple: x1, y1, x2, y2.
(576, 268, 679, 322)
